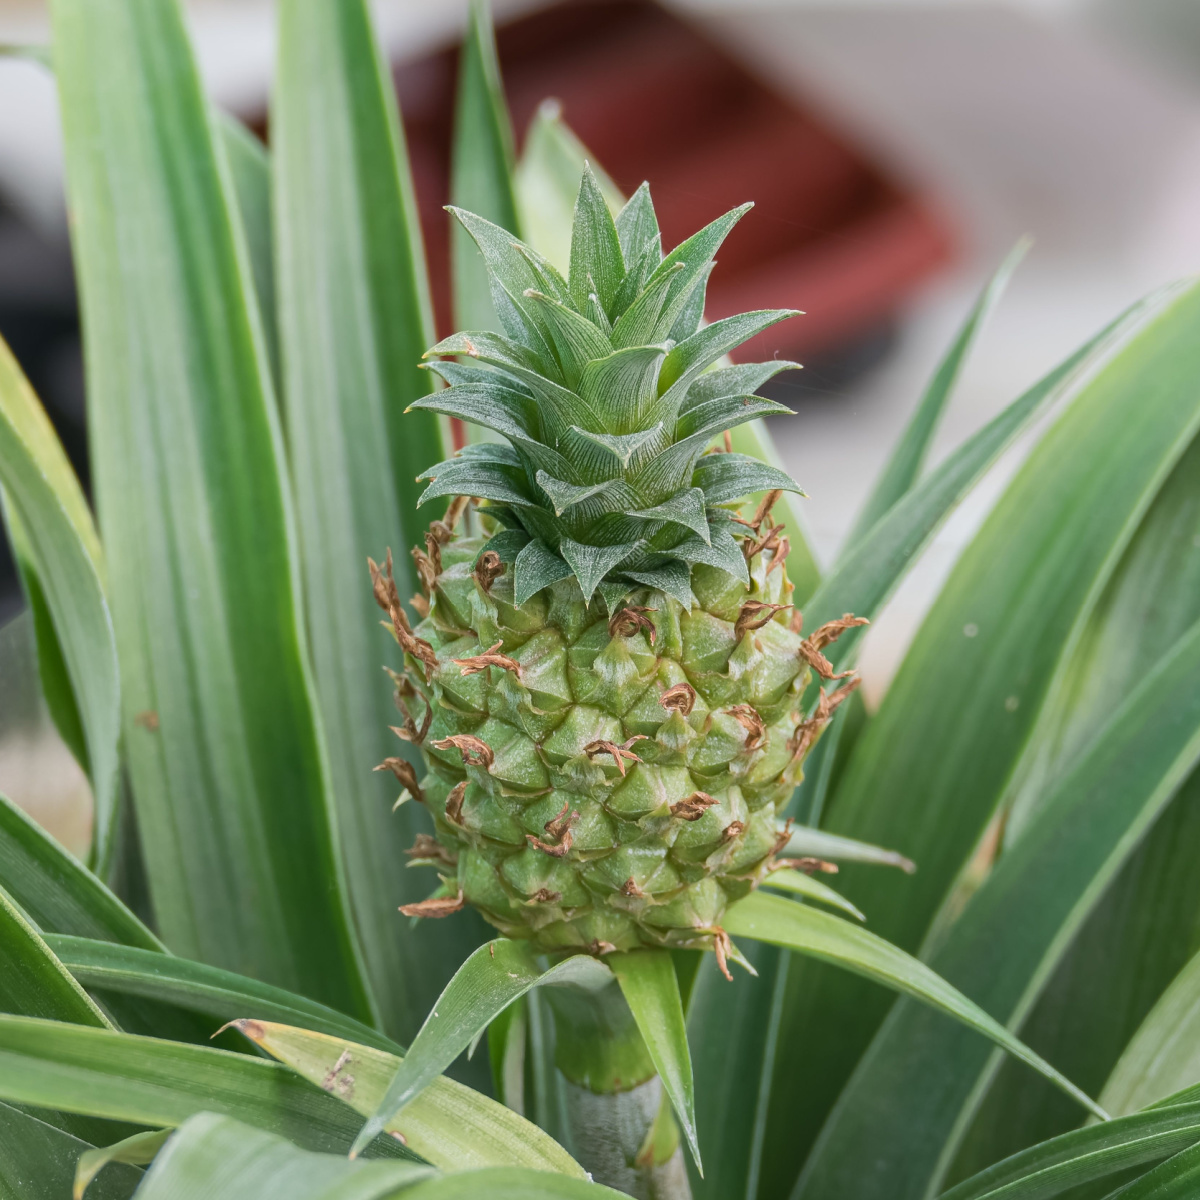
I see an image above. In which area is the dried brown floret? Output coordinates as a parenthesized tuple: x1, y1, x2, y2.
(374, 757, 424, 805)
(728, 704, 766, 750)
(431, 734, 495, 769)
(473, 550, 505, 592)
(584, 736, 647, 776)
(712, 927, 734, 982)
(405, 834, 457, 868)
(452, 641, 522, 678)
(734, 601, 790, 641)
(720, 820, 746, 844)
(670, 791, 718, 821)
(444, 780, 467, 825)
(659, 681, 697, 716)
(399, 890, 465, 918)
(608, 605, 657, 644)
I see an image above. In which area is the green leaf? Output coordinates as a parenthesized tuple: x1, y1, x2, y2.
(558, 539, 637, 603)
(846, 239, 1028, 545)
(609, 950, 700, 1173)
(273, 0, 476, 1042)
(0, 335, 120, 872)
(515, 99, 623, 275)
(1101, 1141, 1200, 1200)
(761, 868, 865, 921)
(50, 0, 373, 1018)
(569, 163, 625, 314)
(1101, 947, 1200, 1116)
(351, 939, 609, 1159)
(0, 1015, 409, 1159)
(452, 0, 521, 337)
(487, 998, 527, 1113)
(125, 1114, 430, 1200)
(0, 792, 161, 951)
(799, 295, 1155, 666)
(795, 614, 1200, 1200)
(691, 453, 802, 506)
(957, 409, 1200, 1172)
(724, 891, 1104, 1119)
(76, 1129, 169, 1200)
(239, 1020, 587, 1176)
(0, 884, 110, 1027)
(764, 279, 1200, 1188)
(0, 1101, 141, 1200)
(46, 936, 400, 1054)
(513, 540, 573, 605)
(936, 1099, 1200, 1200)
(780, 824, 915, 872)
(219, 115, 277, 387)
(402, 1168, 626, 1200)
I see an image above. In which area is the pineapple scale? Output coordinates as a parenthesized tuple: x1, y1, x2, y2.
(400, 529, 813, 957)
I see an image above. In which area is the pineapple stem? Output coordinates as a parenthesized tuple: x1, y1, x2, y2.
(544, 980, 693, 1199)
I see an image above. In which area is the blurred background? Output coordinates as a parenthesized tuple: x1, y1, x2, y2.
(3, 0, 1200, 847)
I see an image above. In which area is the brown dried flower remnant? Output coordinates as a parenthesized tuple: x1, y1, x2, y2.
(728, 704, 766, 750)
(473, 550, 505, 592)
(530, 887, 562, 904)
(399, 890, 465, 918)
(734, 601, 791, 642)
(452, 641, 522, 679)
(712, 927, 734, 982)
(659, 681, 697, 716)
(374, 757, 424, 805)
(368, 551, 438, 680)
(444, 780, 467, 825)
(798, 613, 870, 681)
(720, 820, 746, 844)
(584, 735, 647, 776)
(670, 791, 718, 821)
(733, 489, 783, 534)
(621, 877, 647, 898)
(405, 834, 456, 868)
(527, 800, 579, 859)
(431, 734, 495, 769)
(787, 677, 863, 764)
(608, 604, 657, 644)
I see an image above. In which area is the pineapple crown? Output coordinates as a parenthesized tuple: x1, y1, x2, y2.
(411, 165, 803, 612)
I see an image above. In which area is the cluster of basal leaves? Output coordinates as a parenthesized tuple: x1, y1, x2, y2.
(0, 0, 1200, 1197)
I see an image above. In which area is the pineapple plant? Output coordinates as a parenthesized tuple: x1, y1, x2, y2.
(375, 174, 864, 972)
(1, 0, 1200, 1197)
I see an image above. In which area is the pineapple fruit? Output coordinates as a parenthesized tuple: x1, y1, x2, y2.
(373, 168, 863, 974)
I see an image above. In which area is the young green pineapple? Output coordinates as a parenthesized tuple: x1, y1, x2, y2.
(374, 168, 863, 974)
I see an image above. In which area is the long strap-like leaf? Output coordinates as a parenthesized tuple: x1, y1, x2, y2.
(50, 0, 372, 1019)
(795, 616, 1200, 1199)
(0, 338, 120, 872)
(239, 1020, 587, 1177)
(759, 280, 1200, 1194)
(273, 0, 471, 1042)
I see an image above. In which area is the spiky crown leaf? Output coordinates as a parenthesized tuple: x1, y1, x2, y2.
(412, 166, 803, 610)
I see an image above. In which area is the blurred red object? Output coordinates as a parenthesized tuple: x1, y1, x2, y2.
(397, 0, 953, 364)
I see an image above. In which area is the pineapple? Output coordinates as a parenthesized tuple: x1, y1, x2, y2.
(373, 168, 863, 975)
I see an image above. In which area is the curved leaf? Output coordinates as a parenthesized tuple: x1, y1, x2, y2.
(724, 891, 1104, 1120)
(0, 1015, 410, 1159)
(0, 885, 110, 1027)
(0, 336, 120, 871)
(76, 1129, 168, 1200)
(1102, 948, 1200, 1117)
(239, 1020, 587, 1177)
(402, 1169, 626, 1200)
(761, 869, 865, 922)
(351, 939, 608, 1158)
(0, 792, 162, 951)
(846, 240, 1028, 545)
(763, 280, 1200, 1190)
(610, 950, 699, 1172)
(937, 1100, 1200, 1200)
(273, 0, 473, 1045)
(128, 1114, 431, 1200)
(50, 0, 373, 1017)
(46, 936, 399, 1054)
(796, 616, 1200, 1199)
